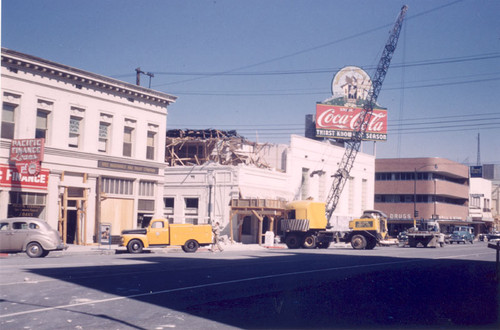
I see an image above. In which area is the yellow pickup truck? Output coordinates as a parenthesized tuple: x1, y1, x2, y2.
(120, 218, 212, 253)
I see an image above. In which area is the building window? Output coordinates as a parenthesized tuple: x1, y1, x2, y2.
(101, 177, 134, 195)
(139, 181, 155, 197)
(184, 197, 199, 224)
(164, 197, 174, 216)
(123, 126, 134, 157)
(301, 168, 310, 200)
(138, 199, 155, 211)
(361, 179, 368, 211)
(146, 131, 156, 160)
(1, 103, 16, 139)
(8, 192, 46, 219)
(36, 110, 49, 139)
(69, 116, 83, 148)
(348, 177, 355, 214)
(98, 122, 110, 152)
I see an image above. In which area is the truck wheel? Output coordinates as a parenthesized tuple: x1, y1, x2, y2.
(285, 234, 302, 249)
(317, 242, 331, 249)
(182, 239, 199, 253)
(127, 239, 144, 254)
(351, 235, 367, 250)
(26, 242, 45, 258)
(302, 235, 316, 249)
(366, 238, 377, 250)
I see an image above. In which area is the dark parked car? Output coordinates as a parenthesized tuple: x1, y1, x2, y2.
(448, 226, 474, 244)
(483, 232, 500, 242)
(0, 217, 67, 257)
(397, 231, 408, 246)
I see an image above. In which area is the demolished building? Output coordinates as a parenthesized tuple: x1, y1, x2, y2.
(165, 129, 276, 169)
(163, 130, 375, 245)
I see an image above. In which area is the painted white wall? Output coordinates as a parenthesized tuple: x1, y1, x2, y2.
(469, 177, 493, 221)
(1, 49, 174, 243)
(285, 135, 375, 230)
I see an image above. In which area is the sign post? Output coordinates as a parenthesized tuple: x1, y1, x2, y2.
(100, 223, 112, 249)
(488, 241, 500, 282)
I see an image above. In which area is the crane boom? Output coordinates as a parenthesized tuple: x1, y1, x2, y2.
(325, 5, 408, 223)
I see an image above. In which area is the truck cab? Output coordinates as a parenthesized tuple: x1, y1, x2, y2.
(346, 210, 388, 249)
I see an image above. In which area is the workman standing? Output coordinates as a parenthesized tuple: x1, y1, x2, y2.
(211, 222, 224, 252)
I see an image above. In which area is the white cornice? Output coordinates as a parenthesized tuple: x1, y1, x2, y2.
(1, 47, 177, 106)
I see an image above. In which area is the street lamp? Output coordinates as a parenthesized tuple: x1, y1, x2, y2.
(413, 164, 438, 228)
(207, 170, 214, 224)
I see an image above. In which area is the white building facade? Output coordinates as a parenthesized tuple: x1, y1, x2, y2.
(163, 135, 375, 243)
(469, 177, 494, 233)
(1, 48, 176, 244)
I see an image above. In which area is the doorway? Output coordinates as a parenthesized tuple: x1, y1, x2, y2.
(66, 210, 77, 244)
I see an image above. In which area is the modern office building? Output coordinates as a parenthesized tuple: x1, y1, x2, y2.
(375, 158, 470, 236)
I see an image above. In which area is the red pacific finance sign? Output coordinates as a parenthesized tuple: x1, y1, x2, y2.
(315, 104, 388, 141)
(0, 165, 49, 190)
(9, 138, 45, 175)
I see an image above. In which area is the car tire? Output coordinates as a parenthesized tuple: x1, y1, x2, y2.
(317, 242, 331, 249)
(182, 239, 199, 253)
(127, 239, 144, 254)
(351, 235, 367, 250)
(302, 235, 316, 249)
(26, 242, 45, 258)
(366, 238, 377, 250)
(285, 234, 302, 249)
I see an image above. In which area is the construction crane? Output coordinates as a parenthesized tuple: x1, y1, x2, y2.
(325, 5, 408, 224)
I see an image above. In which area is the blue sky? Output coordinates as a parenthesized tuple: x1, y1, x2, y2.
(2, 0, 499, 164)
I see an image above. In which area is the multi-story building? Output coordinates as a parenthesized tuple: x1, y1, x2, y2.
(1, 48, 176, 244)
(375, 158, 470, 236)
(483, 164, 500, 231)
(468, 176, 494, 233)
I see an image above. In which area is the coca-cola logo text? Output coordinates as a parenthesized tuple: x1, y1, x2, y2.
(316, 105, 387, 133)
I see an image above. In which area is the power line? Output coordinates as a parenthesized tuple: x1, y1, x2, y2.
(111, 52, 500, 79)
(170, 111, 500, 128)
(166, 73, 500, 96)
(111, 1, 466, 87)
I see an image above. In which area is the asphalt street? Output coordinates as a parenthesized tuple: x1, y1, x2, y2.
(0, 242, 498, 329)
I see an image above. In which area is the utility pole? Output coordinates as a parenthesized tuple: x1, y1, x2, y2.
(135, 67, 154, 88)
(477, 133, 481, 166)
(135, 67, 144, 86)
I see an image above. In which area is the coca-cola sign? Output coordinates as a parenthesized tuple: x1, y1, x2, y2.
(315, 104, 387, 141)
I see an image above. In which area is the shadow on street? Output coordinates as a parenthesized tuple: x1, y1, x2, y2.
(26, 251, 498, 329)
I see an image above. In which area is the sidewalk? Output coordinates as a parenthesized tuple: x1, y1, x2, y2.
(1, 241, 359, 258)
(0, 241, 280, 258)
(60, 241, 274, 256)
